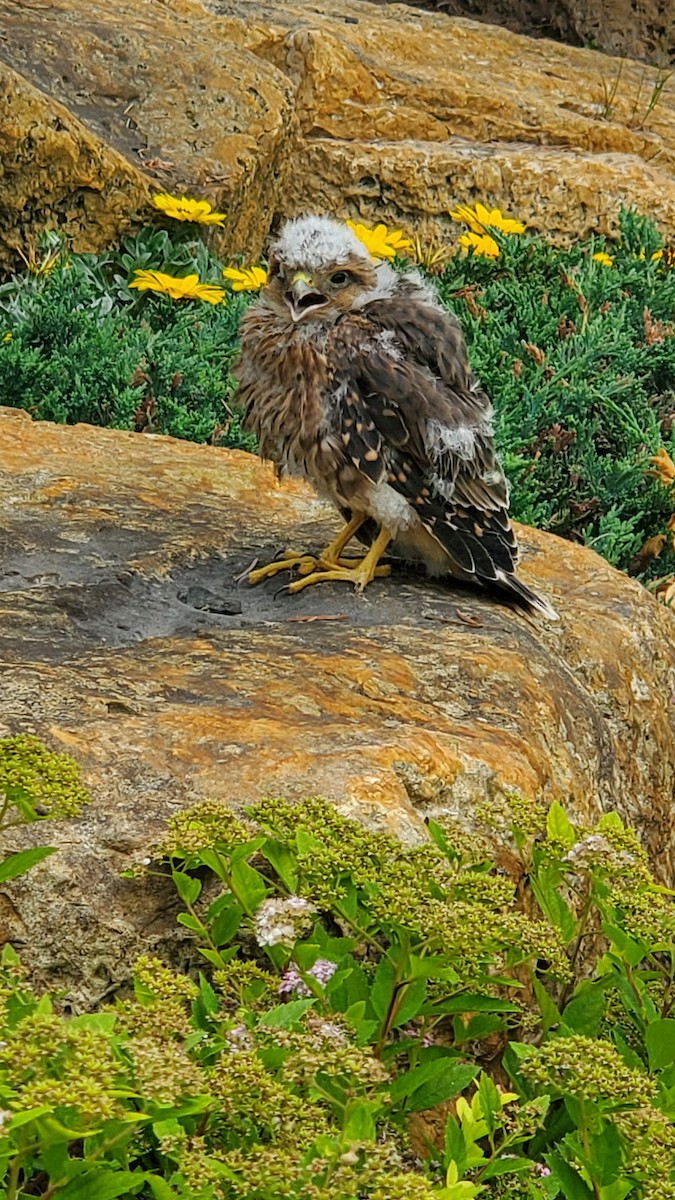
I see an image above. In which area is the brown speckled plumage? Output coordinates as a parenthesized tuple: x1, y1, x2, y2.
(234, 215, 558, 618)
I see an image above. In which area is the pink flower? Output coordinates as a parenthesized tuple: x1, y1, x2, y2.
(278, 967, 310, 997)
(308, 958, 338, 986)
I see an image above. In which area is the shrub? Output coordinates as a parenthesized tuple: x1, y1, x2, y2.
(435, 209, 675, 576)
(1, 788, 675, 1197)
(0, 229, 254, 450)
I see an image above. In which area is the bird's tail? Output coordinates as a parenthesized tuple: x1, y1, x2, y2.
(494, 569, 559, 621)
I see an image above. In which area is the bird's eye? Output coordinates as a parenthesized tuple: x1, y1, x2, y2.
(330, 270, 351, 286)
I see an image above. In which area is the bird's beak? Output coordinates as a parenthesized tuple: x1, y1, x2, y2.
(284, 271, 328, 322)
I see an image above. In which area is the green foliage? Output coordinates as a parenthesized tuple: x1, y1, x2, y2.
(0, 733, 91, 889)
(434, 208, 675, 575)
(0, 229, 254, 449)
(1, 792, 675, 1195)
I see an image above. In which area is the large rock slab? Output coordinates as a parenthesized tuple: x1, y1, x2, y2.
(213, 0, 675, 244)
(393, 0, 674, 69)
(3, 0, 675, 269)
(0, 61, 154, 275)
(0, 0, 294, 271)
(0, 407, 673, 1007)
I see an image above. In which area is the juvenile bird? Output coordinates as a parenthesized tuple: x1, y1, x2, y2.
(234, 214, 558, 619)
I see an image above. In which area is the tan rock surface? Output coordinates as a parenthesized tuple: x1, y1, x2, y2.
(0, 407, 673, 1006)
(397, 0, 674, 68)
(0, 0, 294, 270)
(2, 0, 675, 266)
(213, 0, 675, 243)
(0, 61, 153, 275)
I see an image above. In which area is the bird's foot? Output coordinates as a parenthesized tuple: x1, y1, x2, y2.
(248, 547, 372, 585)
(288, 559, 391, 594)
(248, 549, 320, 585)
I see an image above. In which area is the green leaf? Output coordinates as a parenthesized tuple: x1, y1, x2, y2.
(259, 999, 315, 1028)
(230, 858, 267, 914)
(645, 1018, 675, 1070)
(171, 869, 201, 906)
(197, 971, 219, 1014)
(392, 978, 427, 1027)
(588, 1123, 623, 1186)
(546, 802, 576, 849)
(198, 946, 238, 968)
(8, 1105, 52, 1129)
(453, 1014, 504, 1045)
(369, 956, 396, 1022)
(146, 1178, 178, 1200)
(259, 839, 298, 891)
(602, 922, 649, 967)
(35, 1114, 100, 1145)
(477, 1072, 501, 1135)
(0, 846, 56, 883)
(596, 812, 624, 833)
(210, 902, 243, 947)
(444, 1114, 466, 1175)
(546, 1154, 594, 1200)
(56, 1170, 146, 1199)
(532, 974, 561, 1034)
(176, 912, 207, 935)
(152, 1117, 184, 1142)
(427, 820, 461, 862)
(392, 1060, 478, 1113)
(562, 986, 605, 1037)
(481, 1157, 533, 1179)
(531, 867, 576, 943)
(343, 1100, 377, 1142)
(69, 1011, 117, 1034)
(427, 994, 521, 1015)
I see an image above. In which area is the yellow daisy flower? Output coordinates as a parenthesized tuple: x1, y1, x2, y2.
(593, 251, 614, 267)
(651, 249, 664, 262)
(450, 203, 526, 236)
(346, 220, 413, 261)
(458, 230, 500, 259)
(151, 192, 227, 227)
(2, 332, 12, 343)
(222, 265, 269, 292)
(129, 269, 225, 304)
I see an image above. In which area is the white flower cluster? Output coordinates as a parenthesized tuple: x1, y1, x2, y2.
(563, 834, 635, 870)
(253, 895, 316, 948)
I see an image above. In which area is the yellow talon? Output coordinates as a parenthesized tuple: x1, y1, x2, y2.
(248, 552, 319, 585)
(288, 528, 392, 594)
(247, 517, 392, 592)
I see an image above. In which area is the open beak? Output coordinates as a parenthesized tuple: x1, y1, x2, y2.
(284, 272, 328, 322)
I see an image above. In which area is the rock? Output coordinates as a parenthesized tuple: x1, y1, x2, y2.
(3, 0, 675, 267)
(0, 0, 295, 271)
(0, 61, 153, 276)
(213, 0, 675, 244)
(380, 0, 675, 69)
(0, 406, 673, 1007)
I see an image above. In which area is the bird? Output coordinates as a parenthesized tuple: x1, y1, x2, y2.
(233, 214, 558, 620)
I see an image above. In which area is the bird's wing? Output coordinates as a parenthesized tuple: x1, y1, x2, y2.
(327, 296, 518, 582)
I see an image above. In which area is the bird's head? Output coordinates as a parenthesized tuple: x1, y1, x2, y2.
(263, 215, 380, 325)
